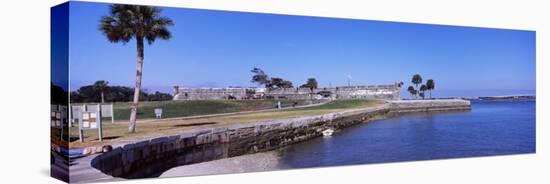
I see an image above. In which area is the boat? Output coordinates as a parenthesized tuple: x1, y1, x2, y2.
(322, 128, 334, 136)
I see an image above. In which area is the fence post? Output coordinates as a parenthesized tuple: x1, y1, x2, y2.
(110, 104, 114, 123)
(78, 111, 84, 143)
(68, 105, 72, 127)
(58, 105, 64, 141)
(97, 104, 103, 142)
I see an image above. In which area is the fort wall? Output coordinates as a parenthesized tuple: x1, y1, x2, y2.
(173, 83, 402, 101)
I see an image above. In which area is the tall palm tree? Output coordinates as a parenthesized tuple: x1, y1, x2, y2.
(99, 4, 173, 133)
(419, 84, 427, 100)
(411, 74, 422, 99)
(426, 79, 435, 99)
(93, 80, 109, 103)
(407, 86, 417, 99)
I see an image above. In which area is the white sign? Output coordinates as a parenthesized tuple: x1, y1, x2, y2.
(154, 108, 163, 118)
(51, 105, 67, 128)
(77, 104, 104, 142)
(81, 112, 98, 129)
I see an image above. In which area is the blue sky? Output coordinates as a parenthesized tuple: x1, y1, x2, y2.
(63, 1, 535, 97)
(51, 2, 69, 91)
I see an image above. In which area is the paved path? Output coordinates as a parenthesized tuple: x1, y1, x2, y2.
(68, 141, 130, 183)
(124, 100, 330, 124)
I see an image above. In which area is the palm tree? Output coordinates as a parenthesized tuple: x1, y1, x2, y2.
(412, 74, 422, 89)
(100, 4, 173, 133)
(419, 84, 427, 100)
(411, 74, 422, 99)
(93, 80, 109, 103)
(407, 86, 417, 99)
(426, 79, 435, 99)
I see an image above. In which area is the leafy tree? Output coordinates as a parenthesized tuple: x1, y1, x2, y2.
(270, 77, 283, 88)
(104, 86, 136, 102)
(250, 67, 295, 89)
(69, 92, 83, 103)
(148, 91, 173, 101)
(419, 84, 427, 99)
(279, 80, 294, 88)
(426, 79, 435, 99)
(93, 80, 109, 103)
(265, 81, 275, 89)
(74, 85, 101, 103)
(300, 78, 318, 91)
(51, 83, 68, 105)
(70, 84, 173, 103)
(251, 67, 270, 87)
(100, 4, 173, 133)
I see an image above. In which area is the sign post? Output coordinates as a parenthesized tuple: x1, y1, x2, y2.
(77, 104, 103, 143)
(97, 104, 103, 142)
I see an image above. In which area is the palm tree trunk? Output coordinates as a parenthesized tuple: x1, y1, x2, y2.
(128, 37, 144, 133)
(101, 91, 105, 103)
(415, 84, 418, 99)
(429, 90, 432, 99)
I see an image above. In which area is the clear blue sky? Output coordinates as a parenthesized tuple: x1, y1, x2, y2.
(63, 1, 535, 97)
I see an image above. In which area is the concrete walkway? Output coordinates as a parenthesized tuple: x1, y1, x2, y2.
(68, 141, 131, 183)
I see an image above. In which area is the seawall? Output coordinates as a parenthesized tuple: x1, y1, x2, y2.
(389, 99, 471, 113)
(90, 99, 470, 179)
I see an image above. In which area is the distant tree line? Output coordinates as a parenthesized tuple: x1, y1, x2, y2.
(51, 83, 68, 105)
(70, 80, 173, 103)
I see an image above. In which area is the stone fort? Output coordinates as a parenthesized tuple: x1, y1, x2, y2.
(173, 83, 402, 101)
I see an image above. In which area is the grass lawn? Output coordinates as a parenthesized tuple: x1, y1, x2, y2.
(112, 99, 315, 120)
(68, 99, 384, 148)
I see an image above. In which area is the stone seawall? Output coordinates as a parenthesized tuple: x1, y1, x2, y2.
(90, 100, 470, 178)
(389, 99, 472, 113)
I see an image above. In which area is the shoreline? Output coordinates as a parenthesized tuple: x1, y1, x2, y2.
(401, 95, 536, 101)
(72, 99, 471, 182)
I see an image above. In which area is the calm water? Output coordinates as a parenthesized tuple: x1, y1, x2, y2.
(278, 100, 536, 168)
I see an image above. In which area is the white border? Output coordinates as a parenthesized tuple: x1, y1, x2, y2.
(0, 0, 547, 184)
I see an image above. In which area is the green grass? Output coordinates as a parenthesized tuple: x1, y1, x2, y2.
(69, 99, 383, 148)
(112, 100, 314, 120)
